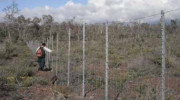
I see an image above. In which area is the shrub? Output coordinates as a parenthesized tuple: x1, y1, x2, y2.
(0, 31, 6, 43)
(114, 78, 127, 92)
(151, 56, 174, 68)
(22, 77, 34, 87)
(173, 69, 180, 77)
(39, 80, 49, 86)
(0, 50, 6, 59)
(16, 68, 35, 80)
(151, 57, 161, 66)
(109, 54, 125, 68)
(4, 42, 18, 59)
(176, 53, 180, 57)
(0, 76, 16, 91)
(7, 76, 15, 85)
(87, 76, 105, 88)
(57, 86, 72, 95)
(127, 47, 139, 57)
(135, 84, 147, 96)
(11, 93, 24, 100)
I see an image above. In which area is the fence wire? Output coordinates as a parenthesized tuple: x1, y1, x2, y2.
(25, 10, 180, 100)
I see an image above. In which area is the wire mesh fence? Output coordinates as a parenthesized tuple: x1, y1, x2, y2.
(24, 10, 180, 100)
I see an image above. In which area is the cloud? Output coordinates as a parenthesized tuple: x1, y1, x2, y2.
(2, 0, 180, 23)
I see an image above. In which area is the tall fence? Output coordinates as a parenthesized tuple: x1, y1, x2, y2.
(27, 10, 180, 100)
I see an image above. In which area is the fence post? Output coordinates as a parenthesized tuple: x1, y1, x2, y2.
(48, 38, 50, 69)
(105, 22, 109, 100)
(55, 33, 59, 90)
(67, 28, 71, 87)
(161, 10, 166, 100)
(82, 22, 86, 98)
(46, 38, 49, 69)
(51, 35, 54, 72)
(49, 29, 52, 70)
(56, 33, 59, 76)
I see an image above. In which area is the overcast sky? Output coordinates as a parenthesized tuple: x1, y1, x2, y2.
(0, 0, 180, 23)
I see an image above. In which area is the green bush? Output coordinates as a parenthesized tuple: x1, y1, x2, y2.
(135, 84, 147, 96)
(114, 78, 127, 92)
(39, 80, 49, 86)
(151, 56, 174, 68)
(16, 68, 35, 80)
(173, 69, 180, 77)
(11, 93, 24, 100)
(0, 76, 16, 91)
(18, 46, 32, 58)
(0, 50, 6, 59)
(127, 47, 139, 57)
(176, 53, 180, 57)
(57, 86, 72, 95)
(87, 76, 105, 88)
(4, 42, 14, 58)
(4, 42, 18, 58)
(109, 54, 125, 68)
(23, 77, 34, 87)
(0, 31, 6, 42)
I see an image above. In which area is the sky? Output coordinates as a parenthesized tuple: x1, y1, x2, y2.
(0, 0, 180, 23)
(0, 0, 88, 9)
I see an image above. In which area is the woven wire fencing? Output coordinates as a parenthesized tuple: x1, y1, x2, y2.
(26, 10, 180, 100)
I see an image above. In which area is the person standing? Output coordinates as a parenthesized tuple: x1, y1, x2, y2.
(36, 43, 53, 71)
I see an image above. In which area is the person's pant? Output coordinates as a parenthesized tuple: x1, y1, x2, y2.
(38, 57, 45, 70)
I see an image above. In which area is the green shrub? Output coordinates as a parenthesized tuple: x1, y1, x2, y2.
(11, 93, 24, 100)
(22, 77, 34, 87)
(16, 68, 35, 80)
(0, 50, 6, 59)
(135, 84, 147, 96)
(4, 42, 17, 58)
(128, 70, 138, 79)
(151, 56, 174, 68)
(0, 76, 16, 91)
(166, 96, 173, 100)
(114, 78, 127, 92)
(151, 57, 161, 66)
(0, 31, 6, 42)
(19, 46, 32, 58)
(127, 47, 139, 57)
(39, 80, 49, 86)
(173, 69, 180, 77)
(109, 54, 125, 68)
(176, 53, 180, 57)
(7, 76, 15, 85)
(87, 76, 105, 88)
(57, 86, 72, 95)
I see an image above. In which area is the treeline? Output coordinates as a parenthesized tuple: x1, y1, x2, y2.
(0, 2, 180, 44)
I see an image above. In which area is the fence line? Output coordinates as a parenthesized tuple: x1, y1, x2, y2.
(105, 22, 109, 100)
(55, 33, 59, 91)
(51, 35, 54, 72)
(82, 22, 86, 98)
(24, 9, 180, 100)
(161, 10, 166, 100)
(67, 28, 71, 87)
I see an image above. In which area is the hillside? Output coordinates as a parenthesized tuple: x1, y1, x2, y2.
(0, 17, 180, 100)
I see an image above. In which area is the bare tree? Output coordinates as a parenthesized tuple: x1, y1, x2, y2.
(3, 1, 19, 22)
(2, 1, 19, 42)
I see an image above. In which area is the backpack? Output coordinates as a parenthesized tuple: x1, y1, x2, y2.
(36, 47, 45, 58)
